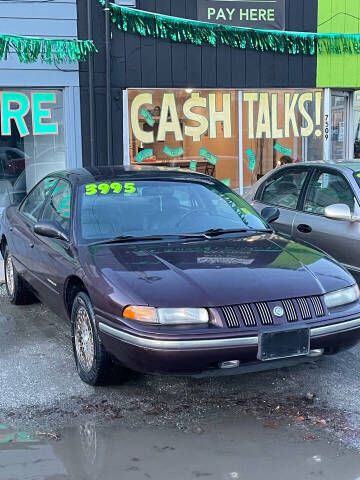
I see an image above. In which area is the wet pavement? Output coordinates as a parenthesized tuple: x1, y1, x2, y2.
(0, 283, 360, 478)
(1, 417, 360, 480)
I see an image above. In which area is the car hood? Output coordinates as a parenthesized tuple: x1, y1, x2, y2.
(81, 233, 354, 308)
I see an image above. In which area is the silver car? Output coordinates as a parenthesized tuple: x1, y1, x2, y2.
(244, 162, 360, 279)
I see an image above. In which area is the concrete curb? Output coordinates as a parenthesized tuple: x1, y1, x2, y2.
(0, 260, 4, 285)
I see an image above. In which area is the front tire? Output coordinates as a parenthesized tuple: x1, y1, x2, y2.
(4, 247, 36, 305)
(71, 292, 111, 386)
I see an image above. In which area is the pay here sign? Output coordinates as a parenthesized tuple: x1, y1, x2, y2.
(197, 0, 285, 30)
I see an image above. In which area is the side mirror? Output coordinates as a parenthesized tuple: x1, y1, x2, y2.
(33, 221, 69, 242)
(261, 207, 280, 224)
(324, 204, 357, 222)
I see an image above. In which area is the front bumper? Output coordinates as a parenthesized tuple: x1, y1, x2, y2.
(98, 317, 360, 375)
(99, 317, 360, 350)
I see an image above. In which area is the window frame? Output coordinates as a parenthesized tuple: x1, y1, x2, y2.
(256, 166, 314, 212)
(300, 167, 357, 217)
(40, 177, 73, 236)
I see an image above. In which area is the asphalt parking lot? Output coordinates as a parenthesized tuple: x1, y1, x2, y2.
(0, 282, 360, 445)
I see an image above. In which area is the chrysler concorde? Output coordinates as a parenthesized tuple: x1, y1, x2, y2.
(1, 167, 360, 385)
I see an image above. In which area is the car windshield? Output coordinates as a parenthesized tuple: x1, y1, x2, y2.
(77, 179, 268, 244)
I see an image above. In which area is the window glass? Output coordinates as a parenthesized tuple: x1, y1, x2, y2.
(261, 169, 309, 210)
(304, 171, 355, 215)
(20, 177, 57, 222)
(242, 89, 324, 188)
(78, 180, 267, 243)
(354, 91, 360, 159)
(41, 179, 71, 234)
(0, 89, 66, 216)
(128, 90, 239, 189)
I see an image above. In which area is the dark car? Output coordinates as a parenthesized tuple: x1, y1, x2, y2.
(1, 167, 360, 386)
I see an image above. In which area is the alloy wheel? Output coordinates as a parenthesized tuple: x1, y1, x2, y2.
(74, 306, 95, 372)
(6, 255, 15, 296)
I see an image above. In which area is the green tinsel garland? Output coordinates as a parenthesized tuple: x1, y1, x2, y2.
(0, 34, 97, 64)
(101, 1, 360, 56)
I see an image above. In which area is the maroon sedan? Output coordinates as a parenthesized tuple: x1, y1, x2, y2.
(1, 167, 360, 385)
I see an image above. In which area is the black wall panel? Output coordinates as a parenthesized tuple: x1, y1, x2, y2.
(77, 0, 319, 166)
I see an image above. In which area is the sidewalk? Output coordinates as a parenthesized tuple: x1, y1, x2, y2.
(0, 260, 4, 284)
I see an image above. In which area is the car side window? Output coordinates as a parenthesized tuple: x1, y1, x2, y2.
(304, 170, 356, 215)
(41, 179, 72, 234)
(20, 177, 58, 222)
(261, 169, 309, 210)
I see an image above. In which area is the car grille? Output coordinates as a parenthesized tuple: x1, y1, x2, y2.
(220, 296, 325, 328)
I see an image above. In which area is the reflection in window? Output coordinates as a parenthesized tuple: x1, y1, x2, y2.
(0, 89, 66, 218)
(262, 169, 309, 210)
(304, 171, 355, 215)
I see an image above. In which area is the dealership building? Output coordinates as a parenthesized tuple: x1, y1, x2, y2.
(75, 0, 360, 194)
(0, 0, 360, 200)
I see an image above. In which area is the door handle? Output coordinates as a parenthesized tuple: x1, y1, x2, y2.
(29, 242, 34, 248)
(297, 224, 312, 234)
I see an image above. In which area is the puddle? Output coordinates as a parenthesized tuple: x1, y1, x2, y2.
(0, 417, 359, 480)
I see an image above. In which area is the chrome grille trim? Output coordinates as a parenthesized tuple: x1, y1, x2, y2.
(255, 302, 274, 325)
(282, 299, 298, 322)
(297, 297, 312, 320)
(310, 296, 325, 317)
(238, 304, 257, 327)
(221, 306, 240, 328)
(221, 295, 324, 329)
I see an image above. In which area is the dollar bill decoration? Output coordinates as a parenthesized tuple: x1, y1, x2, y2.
(141, 108, 155, 127)
(136, 148, 153, 163)
(199, 148, 218, 165)
(274, 142, 292, 156)
(189, 160, 197, 171)
(163, 145, 184, 157)
(246, 148, 256, 171)
(221, 178, 231, 187)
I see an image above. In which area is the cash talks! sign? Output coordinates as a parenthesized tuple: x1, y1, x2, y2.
(244, 91, 323, 139)
(197, 0, 286, 30)
(0, 91, 58, 137)
(131, 92, 232, 144)
(130, 90, 323, 144)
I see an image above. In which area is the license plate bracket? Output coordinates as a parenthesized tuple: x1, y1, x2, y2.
(258, 328, 310, 361)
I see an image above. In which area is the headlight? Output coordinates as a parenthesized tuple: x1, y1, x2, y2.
(324, 284, 360, 309)
(123, 306, 209, 325)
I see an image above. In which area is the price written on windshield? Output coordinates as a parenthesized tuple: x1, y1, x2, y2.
(85, 182, 137, 196)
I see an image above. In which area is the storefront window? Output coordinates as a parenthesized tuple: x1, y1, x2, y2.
(242, 89, 324, 188)
(0, 88, 66, 212)
(128, 89, 239, 189)
(330, 94, 348, 161)
(127, 88, 323, 192)
(353, 91, 360, 159)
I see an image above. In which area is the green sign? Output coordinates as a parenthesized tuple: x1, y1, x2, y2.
(85, 182, 137, 196)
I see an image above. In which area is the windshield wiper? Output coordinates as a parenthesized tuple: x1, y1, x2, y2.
(90, 228, 273, 246)
(200, 228, 273, 237)
(90, 235, 166, 246)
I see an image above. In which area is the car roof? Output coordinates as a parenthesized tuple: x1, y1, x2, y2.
(276, 161, 360, 173)
(48, 166, 216, 185)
